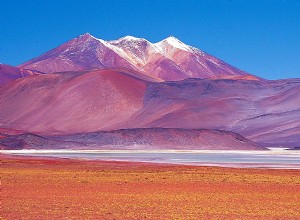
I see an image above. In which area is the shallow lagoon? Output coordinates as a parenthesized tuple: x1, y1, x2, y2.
(1, 148, 300, 169)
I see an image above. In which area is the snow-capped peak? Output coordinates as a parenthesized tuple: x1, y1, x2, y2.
(165, 36, 181, 41)
(155, 36, 192, 52)
(109, 36, 149, 44)
(76, 33, 101, 43)
(120, 35, 141, 41)
(78, 32, 94, 38)
(83, 32, 92, 36)
(73, 33, 201, 65)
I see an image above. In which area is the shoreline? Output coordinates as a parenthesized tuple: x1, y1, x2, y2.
(1, 148, 300, 169)
(3, 148, 298, 154)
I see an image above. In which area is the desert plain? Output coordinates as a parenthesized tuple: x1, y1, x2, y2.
(1, 154, 300, 220)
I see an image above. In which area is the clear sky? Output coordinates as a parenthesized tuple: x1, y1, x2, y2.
(1, 0, 299, 79)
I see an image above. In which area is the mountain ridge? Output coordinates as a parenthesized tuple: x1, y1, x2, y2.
(19, 33, 259, 81)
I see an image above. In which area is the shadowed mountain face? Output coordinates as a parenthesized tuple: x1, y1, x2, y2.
(0, 128, 263, 150)
(0, 69, 299, 147)
(0, 64, 42, 86)
(19, 33, 258, 81)
(138, 78, 300, 146)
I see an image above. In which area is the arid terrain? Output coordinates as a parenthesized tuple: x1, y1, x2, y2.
(1, 154, 300, 220)
(1, 1, 300, 219)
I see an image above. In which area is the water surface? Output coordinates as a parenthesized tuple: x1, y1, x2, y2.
(1, 149, 300, 169)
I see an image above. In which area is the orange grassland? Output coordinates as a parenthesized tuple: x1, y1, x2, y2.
(1, 155, 300, 220)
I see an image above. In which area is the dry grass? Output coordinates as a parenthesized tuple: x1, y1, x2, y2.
(1, 155, 300, 219)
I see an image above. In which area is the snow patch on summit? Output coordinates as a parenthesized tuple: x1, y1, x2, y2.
(108, 36, 160, 65)
(85, 35, 136, 64)
(154, 36, 192, 52)
(109, 36, 147, 44)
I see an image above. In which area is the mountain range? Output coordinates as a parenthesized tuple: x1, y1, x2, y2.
(0, 33, 299, 150)
(19, 33, 258, 81)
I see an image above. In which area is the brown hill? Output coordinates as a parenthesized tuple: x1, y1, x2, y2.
(0, 64, 42, 86)
(0, 128, 263, 150)
(0, 69, 299, 146)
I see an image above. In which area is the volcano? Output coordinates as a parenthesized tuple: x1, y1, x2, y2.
(19, 33, 258, 81)
(0, 34, 298, 149)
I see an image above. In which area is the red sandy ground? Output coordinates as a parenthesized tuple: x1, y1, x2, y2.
(1, 154, 300, 220)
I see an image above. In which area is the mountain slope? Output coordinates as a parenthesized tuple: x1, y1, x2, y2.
(133, 78, 300, 146)
(19, 33, 258, 81)
(0, 64, 42, 86)
(0, 69, 147, 134)
(154, 36, 250, 79)
(0, 128, 263, 150)
(0, 69, 299, 146)
(19, 33, 137, 73)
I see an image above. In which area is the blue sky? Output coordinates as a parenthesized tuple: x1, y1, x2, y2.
(1, 0, 299, 79)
